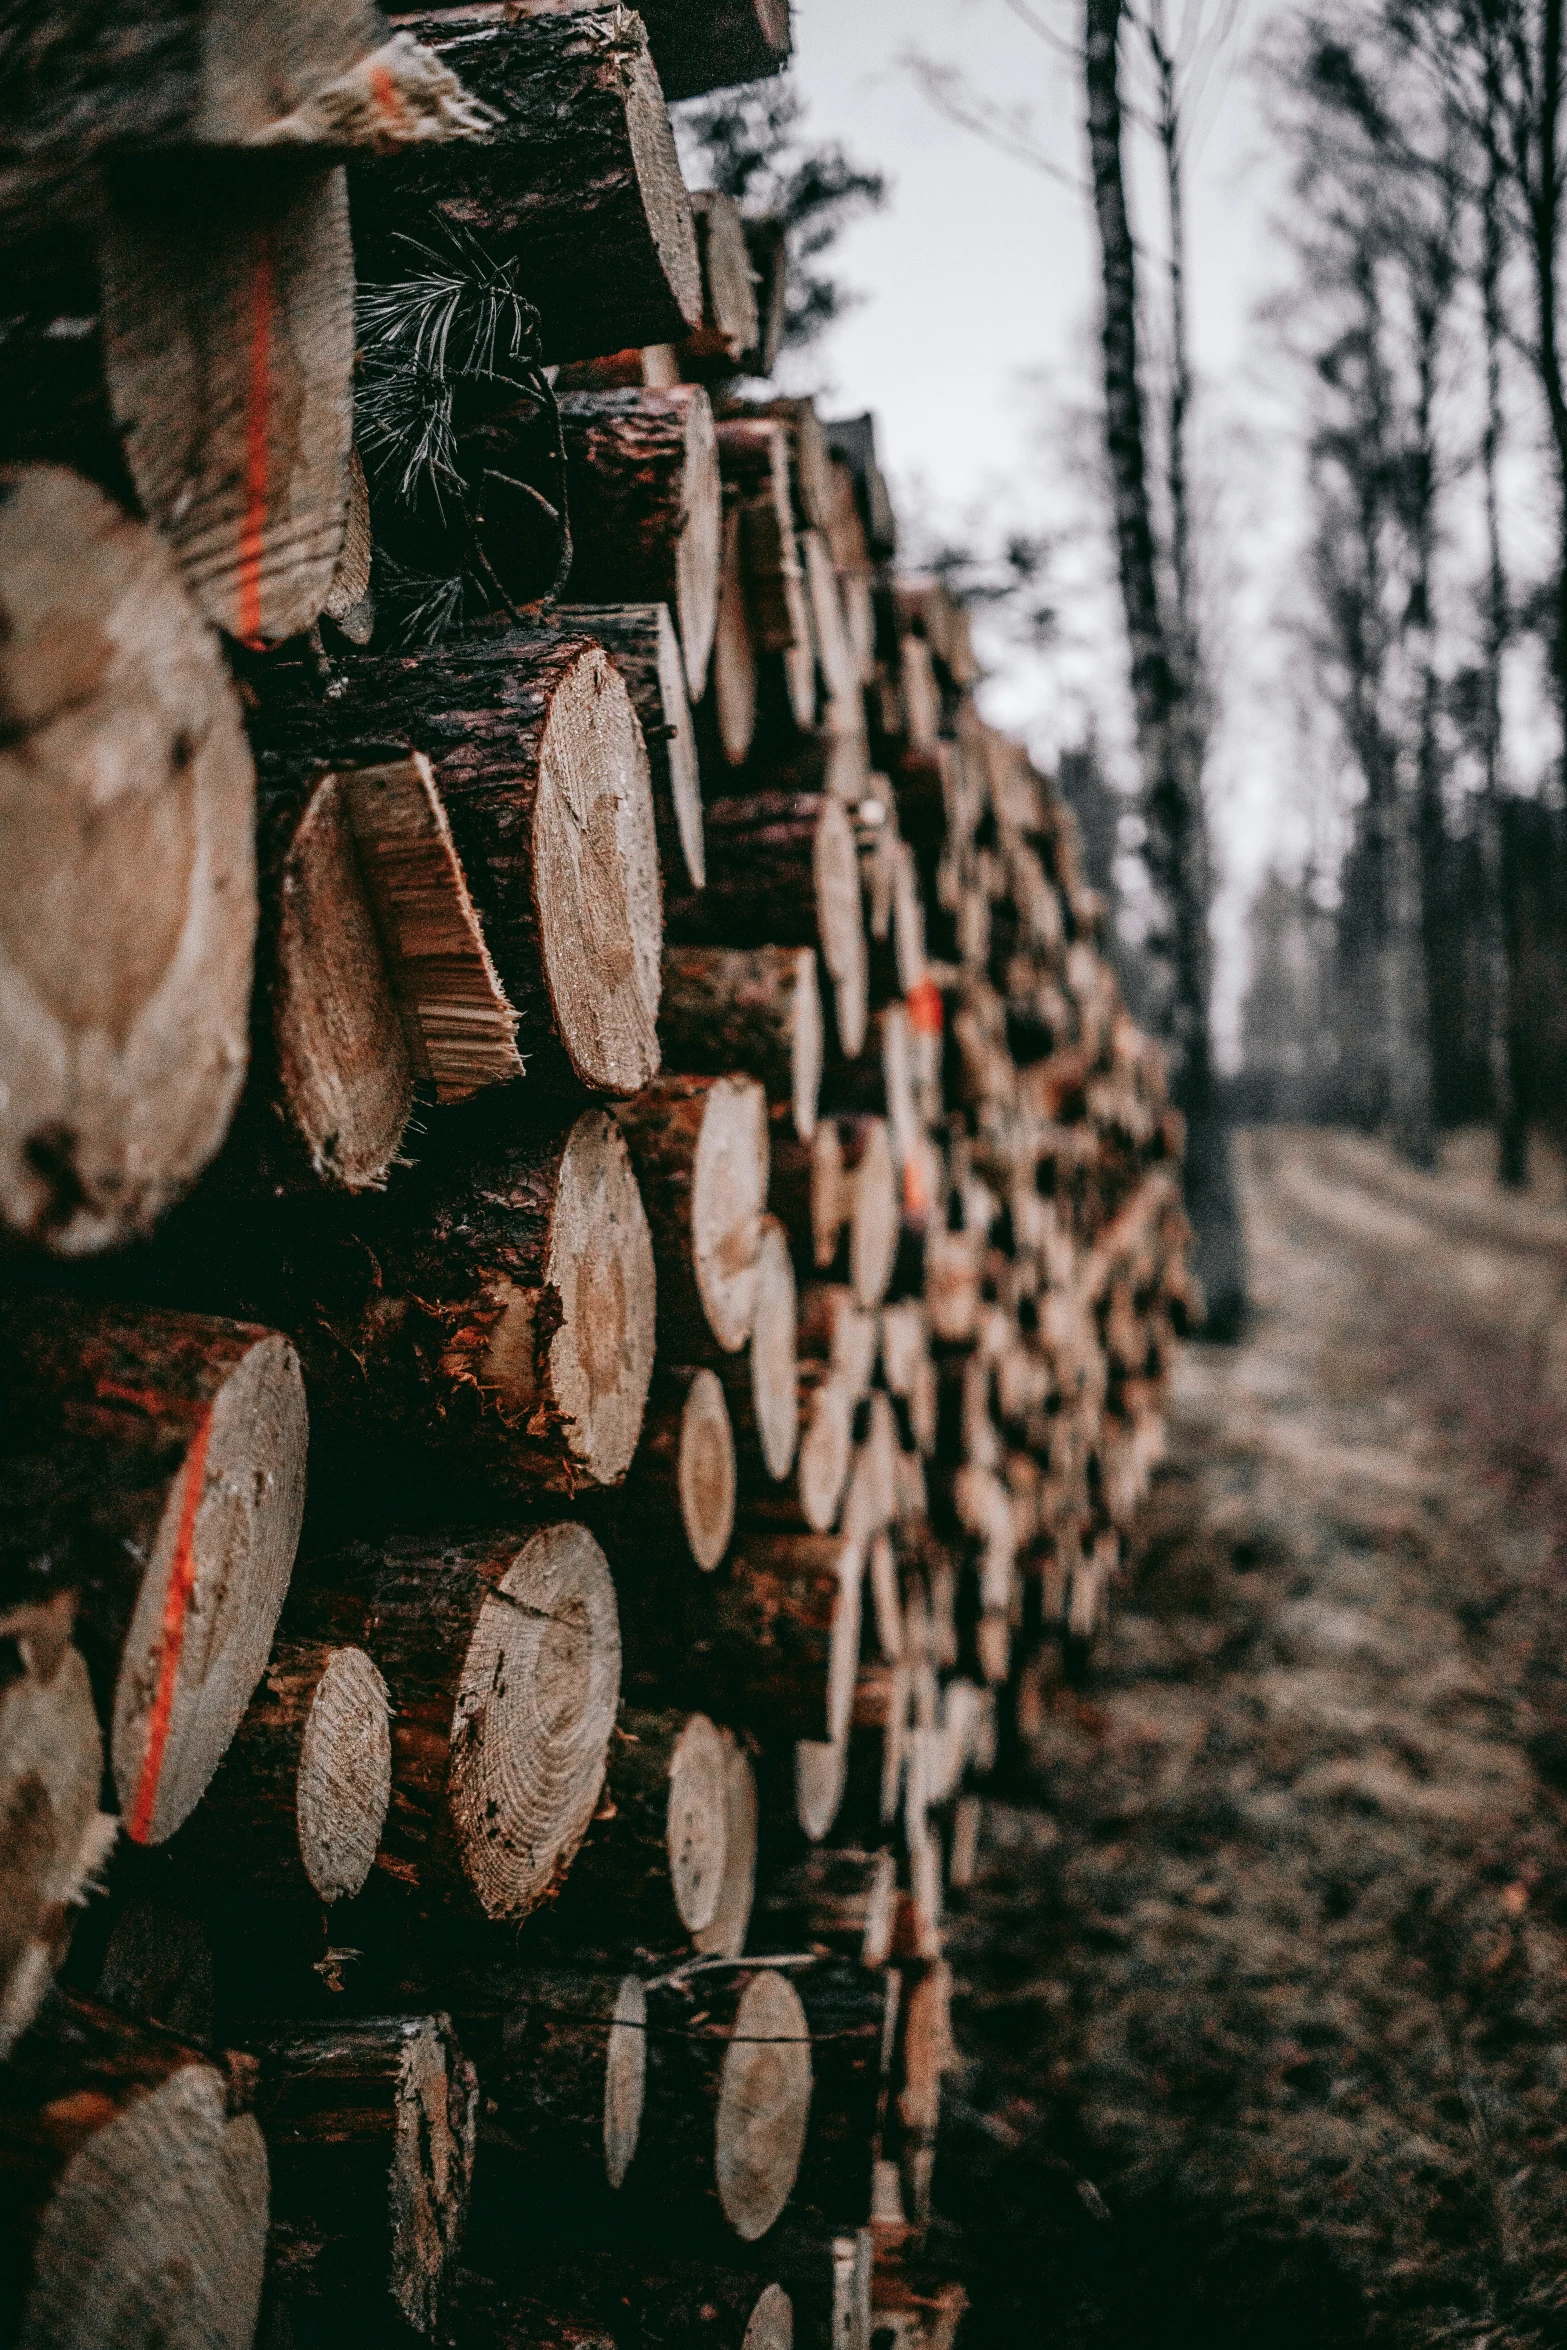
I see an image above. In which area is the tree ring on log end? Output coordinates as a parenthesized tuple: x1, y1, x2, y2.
(0, 1645, 104, 2056)
(0, 464, 256, 1254)
(678, 1368, 736, 1572)
(693, 1727, 757, 1960)
(666, 1711, 729, 1937)
(743, 2282, 794, 2350)
(295, 1647, 392, 1903)
(448, 1523, 621, 1920)
(694, 1075, 769, 1352)
(390, 2016, 477, 2334)
(18, 2065, 269, 2350)
(604, 1973, 647, 2190)
(791, 949, 823, 1141)
(750, 1216, 799, 1483)
(112, 1333, 308, 1845)
(545, 1111, 657, 1487)
(536, 646, 662, 1096)
(715, 1971, 812, 2241)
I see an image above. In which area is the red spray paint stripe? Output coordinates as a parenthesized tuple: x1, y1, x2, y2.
(126, 1407, 214, 1844)
(906, 977, 944, 1038)
(236, 229, 275, 650)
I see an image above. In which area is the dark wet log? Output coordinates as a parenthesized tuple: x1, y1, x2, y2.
(637, 1969, 812, 2243)
(0, 1623, 113, 2058)
(0, 1298, 307, 1847)
(683, 190, 762, 372)
(440, 2264, 793, 2350)
(279, 1525, 620, 1922)
(558, 601, 705, 890)
(717, 1216, 800, 1488)
(0, 1988, 268, 2350)
(664, 793, 868, 1060)
(595, 1366, 737, 1575)
(612, 1074, 769, 1357)
(634, 0, 792, 100)
(243, 2012, 476, 2337)
(250, 628, 662, 1099)
(0, 464, 257, 1253)
(650, 1529, 862, 1746)
(660, 946, 823, 1143)
(794, 1961, 897, 2226)
(353, 8, 702, 363)
(461, 1969, 647, 2193)
(754, 1846, 898, 1971)
(559, 389, 721, 698)
(176, 1636, 392, 1904)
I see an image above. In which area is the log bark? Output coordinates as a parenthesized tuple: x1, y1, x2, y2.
(352, 8, 703, 363)
(755, 1847, 898, 1972)
(718, 421, 811, 660)
(665, 793, 868, 1060)
(257, 1105, 656, 1493)
(0, 1298, 308, 1846)
(176, 1636, 392, 1903)
(280, 1525, 620, 1921)
(683, 190, 762, 370)
(632, 0, 792, 100)
(793, 1961, 897, 2227)
(99, 162, 354, 645)
(0, 1988, 269, 2350)
(251, 628, 663, 1098)
(557, 602, 705, 890)
(702, 502, 759, 768)
(660, 946, 823, 1143)
(442, 2264, 793, 2350)
(747, 400, 835, 534)
(595, 1366, 737, 1575)
(558, 389, 721, 698)
(0, 464, 257, 1253)
(717, 1531, 863, 1745)
(535, 1705, 736, 1956)
(0, 1626, 113, 2059)
(796, 1286, 879, 1409)
(464, 1970, 648, 2191)
(243, 2012, 477, 2336)
(638, 1969, 812, 2243)
(717, 1216, 799, 1487)
(612, 1073, 769, 1357)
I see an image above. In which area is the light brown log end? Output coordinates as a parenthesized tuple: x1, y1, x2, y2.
(606, 1973, 648, 2189)
(692, 1726, 758, 1960)
(0, 1640, 111, 2058)
(679, 1368, 737, 1572)
(666, 1710, 732, 1940)
(388, 2015, 479, 2331)
(749, 1216, 800, 1484)
(715, 1972, 812, 2241)
(296, 1647, 392, 1902)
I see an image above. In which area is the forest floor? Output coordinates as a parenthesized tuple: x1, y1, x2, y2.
(937, 1127, 1567, 2350)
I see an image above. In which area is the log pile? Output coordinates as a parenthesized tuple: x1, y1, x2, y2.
(0, 7, 1193, 2347)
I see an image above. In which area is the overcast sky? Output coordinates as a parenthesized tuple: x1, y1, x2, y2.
(771, 0, 1297, 1051)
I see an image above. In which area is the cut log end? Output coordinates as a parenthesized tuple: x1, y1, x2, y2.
(666, 1711, 731, 1938)
(676, 386, 723, 698)
(693, 1727, 758, 1960)
(654, 602, 707, 888)
(694, 1075, 771, 1353)
(0, 464, 257, 1254)
(679, 1369, 737, 1572)
(845, 1119, 900, 1310)
(813, 798, 869, 1060)
(623, 45, 705, 335)
(296, 1646, 392, 1902)
(20, 2065, 270, 2350)
(0, 1642, 108, 2057)
(794, 1737, 848, 1843)
(391, 2016, 478, 2332)
(537, 646, 663, 1097)
(538, 1109, 657, 1489)
(710, 505, 758, 765)
(113, 1331, 308, 1847)
(448, 1524, 621, 1921)
(743, 2283, 795, 2350)
(791, 950, 824, 1143)
(716, 1972, 813, 2241)
(796, 1375, 853, 1535)
(605, 1974, 648, 2189)
(750, 1216, 800, 1484)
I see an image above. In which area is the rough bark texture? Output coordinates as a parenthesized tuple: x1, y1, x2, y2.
(0, 1296, 307, 1846)
(353, 9, 702, 362)
(755, 1846, 898, 1971)
(0, 1988, 269, 2350)
(278, 1526, 620, 1922)
(559, 389, 721, 699)
(632, 0, 792, 101)
(0, 463, 257, 1254)
(660, 947, 823, 1143)
(534, 1705, 735, 1956)
(461, 1969, 648, 2192)
(613, 1073, 769, 1358)
(558, 600, 705, 890)
(441, 2263, 792, 2350)
(793, 1961, 896, 2226)
(251, 628, 662, 1099)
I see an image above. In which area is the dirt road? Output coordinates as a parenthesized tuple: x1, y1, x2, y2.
(941, 1130, 1567, 2350)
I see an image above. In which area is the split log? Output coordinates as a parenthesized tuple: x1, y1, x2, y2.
(353, 9, 703, 362)
(633, 0, 791, 98)
(282, 1525, 620, 1921)
(717, 1216, 799, 1486)
(0, 1989, 268, 2350)
(613, 1074, 769, 1356)
(243, 2012, 476, 2336)
(261, 1106, 656, 1493)
(683, 190, 762, 371)
(558, 602, 705, 890)
(0, 1298, 308, 1846)
(755, 1847, 898, 1972)
(660, 946, 823, 1143)
(558, 389, 722, 697)
(639, 1969, 811, 2242)
(597, 1366, 737, 1575)
(0, 464, 257, 1253)
(251, 628, 662, 1098)
(99, 163, 354, 645)
(0, 1624, 113, 2058)
(794, 1962, 898, 2226)
(665, 793, 868, 1060)
(176, 1637, 392, 1903)
(537, 1706, 737, 1956)
(703, 504, 759, 767)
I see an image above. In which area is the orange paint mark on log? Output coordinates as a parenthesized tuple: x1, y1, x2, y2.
(906, 979, 943, 1037)
(236, 229, 275, 650)
(369, 59, 402, 137)
(126, 1407, 214, 1844)
(903, 1156, 930, 1224)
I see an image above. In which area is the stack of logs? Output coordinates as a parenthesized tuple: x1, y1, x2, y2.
(0, 5, 1195, 2347)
